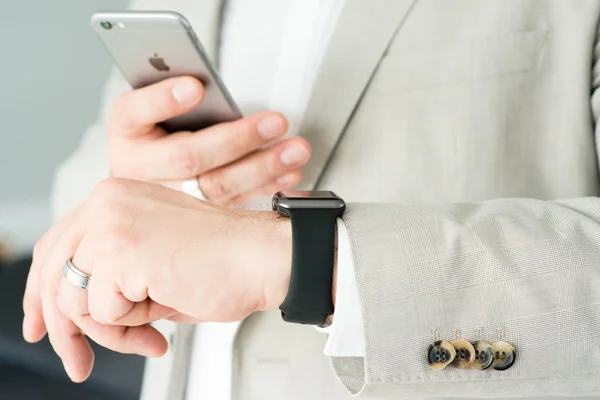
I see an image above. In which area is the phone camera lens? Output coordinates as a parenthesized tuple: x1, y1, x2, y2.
(100, 21, 113, 30)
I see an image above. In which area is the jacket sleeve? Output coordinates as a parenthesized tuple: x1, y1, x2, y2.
(329, 15, 600, 398)
(50, 67, 128, 221)
(332, 198, 600, 397)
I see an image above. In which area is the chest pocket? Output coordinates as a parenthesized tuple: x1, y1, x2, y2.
(374, 30, 548, 94)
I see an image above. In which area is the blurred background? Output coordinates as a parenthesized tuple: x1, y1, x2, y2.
(0, 1, 146, 399)
(0, 0, 123, 252)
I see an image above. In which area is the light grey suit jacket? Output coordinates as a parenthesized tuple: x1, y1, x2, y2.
(53, 0, 600, 398)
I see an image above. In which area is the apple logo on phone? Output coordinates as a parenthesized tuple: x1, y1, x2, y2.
(149, 53, 170, 72)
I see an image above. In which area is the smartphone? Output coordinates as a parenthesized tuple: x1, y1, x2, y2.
(91, 11, 241, 132)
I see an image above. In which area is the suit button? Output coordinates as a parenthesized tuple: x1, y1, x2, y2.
(449, 339, 475, 369)
(427, 340, 456, 370)
(491, 341, 516, 371)
(470, 340, 494, 370)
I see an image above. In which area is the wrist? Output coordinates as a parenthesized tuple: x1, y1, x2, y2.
(254, 211, 293, 312)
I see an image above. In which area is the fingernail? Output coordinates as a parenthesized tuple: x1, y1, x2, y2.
(172, 80, 200, 106)
(278, 173, 297, 185)
(280, 145, 309, 166)
(258, 116, 286, 140)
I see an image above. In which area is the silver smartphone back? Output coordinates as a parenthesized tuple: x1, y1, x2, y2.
(91, 11, 241, 132)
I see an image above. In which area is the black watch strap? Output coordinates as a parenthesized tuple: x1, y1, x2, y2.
(279, 209, 338, 325)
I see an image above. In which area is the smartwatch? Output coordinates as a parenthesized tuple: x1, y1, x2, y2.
(272, 190, 346, 326)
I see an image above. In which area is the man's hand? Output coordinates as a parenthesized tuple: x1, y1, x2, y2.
(108, 76, 311, 205)
(22, 179, 294, 382)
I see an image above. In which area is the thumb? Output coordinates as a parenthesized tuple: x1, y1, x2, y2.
(88, 278, 177, 326)
(109, 76, 205, 138)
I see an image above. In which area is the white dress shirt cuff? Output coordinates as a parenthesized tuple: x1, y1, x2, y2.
(316, 218, 366, 357)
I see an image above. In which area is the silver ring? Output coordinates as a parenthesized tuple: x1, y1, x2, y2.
(63, 258, 91, 290)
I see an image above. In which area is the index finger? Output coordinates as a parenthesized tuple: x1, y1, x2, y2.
(108, 76, 204, 138)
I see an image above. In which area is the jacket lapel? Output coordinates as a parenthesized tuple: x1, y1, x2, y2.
(299, 0, 420, 189)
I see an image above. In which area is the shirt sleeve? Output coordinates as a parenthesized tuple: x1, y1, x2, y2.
(316, 218, 366, 357)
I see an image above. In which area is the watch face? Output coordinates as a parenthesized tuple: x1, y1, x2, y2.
(277, 190, 339, 199)
(272, 191, 345, 213)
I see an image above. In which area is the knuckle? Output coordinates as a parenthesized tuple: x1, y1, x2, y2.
(88, 285, 120, 325)
(108, 95, 133, 131)
(216, 118, 254, 156)
(109, 92, 160, 135)
(88, 301, 112, 325)
(22, 292, 39, 314)
(90, 296, 126, 326)
(224, 194, 244, 208)
(47, 334, 66, 359)
(93, 177, 125, 196)
(154, 95, 179, 120)
(40, 270, 55, 297)
(56, 290, 72, 317)
(102, 227, 136, 257)
(198, 172, 229, 201)
(32, 238, 47, 262)
(171, 141, 203, 176)
(90, 178, 131, 205)
(229, 123, 252, 150)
